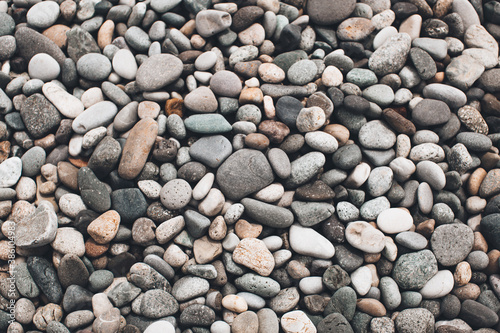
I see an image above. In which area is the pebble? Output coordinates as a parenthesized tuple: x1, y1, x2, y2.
(280, 310, 317, 333)
(289, 223, 335, 259)
(392, 249, 438, 290)
(377, 208, 413, 234)
(431, 223, 474, 266)
(345, 221, 386, 253)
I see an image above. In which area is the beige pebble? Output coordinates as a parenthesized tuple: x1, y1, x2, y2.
(234, 219, 263, 238)
(98, 20, 115, 50)
(138, 101, 160, 119)
(465, 196, 487, 214)
(454, 261, 472, 286)
(232, 237, 274, 276)
(258, 63, 285, 83)
(163, 244, 189, 267)
(208, 215, 227, 241)
(280, 310, 316, 333)
(453, 283, 481, 301)
(198, 188, 225, 216)
(87, 210, 121, 244)
(263, 95, 275, 119)
(222, 295, 248, 313)
(193, 235, 223, 264)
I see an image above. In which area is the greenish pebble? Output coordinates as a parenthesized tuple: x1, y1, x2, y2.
(88, 270, 114, 292)
(217, 29, 238, 47)
(323, 286, 357, 320)
(235, 273, 281, 298)
(400, 291, 423, 308)
(290, 201, 335, 227)
(236, 104, 262, 125)
(346, 68, 378, 88)
(351, 311, 372, 333)
(184, 114, 232, 134)
(218, 97, 239, 115)
(273, 50, 308, 72)
(173, 230, 194, 248)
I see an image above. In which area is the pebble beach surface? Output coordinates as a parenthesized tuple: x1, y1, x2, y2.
(0, 0, 500, 332)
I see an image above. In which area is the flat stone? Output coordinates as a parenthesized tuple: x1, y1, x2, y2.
(395, 308, 435, 333)
(216, 149, 274, 200)
(171, 276, 210, 302)
(431, 223, 474, 266)
(15, 201, 57, 248)
(308, 0, 356, 25)
(358, 120, 396, 150)
(377, 208, 413, 234)
(189, 135, 232, 168)
(136, 54, 183, 91)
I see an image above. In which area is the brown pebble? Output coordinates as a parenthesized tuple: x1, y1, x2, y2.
(57, 161, 79, 191)
(118, 118, 158, 180)
(472, 232, 488, 252)
(35, 175, 58, 212)
(68, 157, 88, 168)
(85, 238, 109, 257)
(0, 201, 11, 219)
(212, 260, 228, 286)
(35, 134, 56, 150)
(234, 60, 262, 78)
(454, 261, 472, 286)
(382, 108, 416, 135)
(208, 215, 227, 241)
(193, 236, 223, 264)
(468, 167, 487, 195)
(165, 98, 184, 117)
(42, 25, 70, 49)
(234, 219, 263, 239)
(39, 181, 56, 195)
(364, 253, 381, 264)
(452, 283, 480, 301)
(239, 88, 263, 104)
(98, 20, 114, 50)
(286, 260, 310, 280)
(484, 249, 500, 275)
(258, 120, 290, 144)
(323, 124, 349, 146)
(479, 168, 500, 198)
(92, 256, 108, 270)
(245, 133, 269, 150)
(0, 141, 10, 163)
(179, 19, 196, 37)
(433, 0, 453, 18)
(430, 72, 445, 83)
(481, 152, 500, 170)
(416, 219, 435, 239)
(356, 298, 387, 317)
